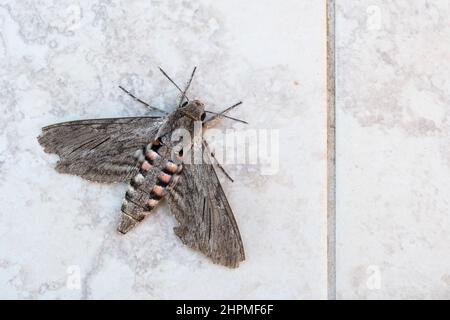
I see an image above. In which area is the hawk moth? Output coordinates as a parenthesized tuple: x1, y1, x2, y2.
(37, 67, 245, 268)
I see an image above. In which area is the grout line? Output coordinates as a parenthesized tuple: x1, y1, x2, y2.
(326, 0, 337, 300)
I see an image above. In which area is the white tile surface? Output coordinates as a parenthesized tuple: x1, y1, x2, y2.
(336, 0, 450, 299)
(0, 0, 327, 299)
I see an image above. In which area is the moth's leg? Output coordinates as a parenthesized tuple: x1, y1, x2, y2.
(203, 140, 234, 183)
(178, 67, 197, 108)
(203, 101, 245, 129)
(158, 67, 189, 103)
(118, 86, 167, 114)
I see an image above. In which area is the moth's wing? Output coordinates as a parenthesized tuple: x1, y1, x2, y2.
(38, 116, 163, 183)
(166, 160, 245, 268)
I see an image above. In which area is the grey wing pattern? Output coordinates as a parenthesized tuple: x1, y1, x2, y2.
(166, 159, 245, 268)
(37, 117, 163, 183)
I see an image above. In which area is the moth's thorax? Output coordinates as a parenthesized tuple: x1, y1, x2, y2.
(179, 100, 205, 120)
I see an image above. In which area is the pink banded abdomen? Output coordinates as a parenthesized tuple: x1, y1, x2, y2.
(117, 139, 182, 234)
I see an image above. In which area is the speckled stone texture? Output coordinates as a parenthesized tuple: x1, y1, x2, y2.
(0, 1, 327, 298)
(336, 0, 450, 299)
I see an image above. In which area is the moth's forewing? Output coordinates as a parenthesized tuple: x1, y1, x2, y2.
(38, 117, 163, 183)
(166, 152, 245, 268)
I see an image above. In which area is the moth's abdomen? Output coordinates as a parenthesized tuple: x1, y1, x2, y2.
(117, 141, 181, 234)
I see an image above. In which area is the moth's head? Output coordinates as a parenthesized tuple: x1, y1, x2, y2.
(178, 100, 206, 122)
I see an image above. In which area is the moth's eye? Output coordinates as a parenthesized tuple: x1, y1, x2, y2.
(200, 112, 206, 121)
(182, 101, 188, 107)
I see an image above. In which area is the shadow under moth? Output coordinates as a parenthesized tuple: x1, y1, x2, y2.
(37, 67, 245, 268)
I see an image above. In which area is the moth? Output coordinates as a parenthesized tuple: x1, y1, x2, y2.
(38, 67, 246, 268)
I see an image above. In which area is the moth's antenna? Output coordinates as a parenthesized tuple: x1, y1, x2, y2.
(158, 67, 189, 102)
(178, 66, 197, 108)
(205, 111, 248, 124)
(219, 101, 243, 113)
(204, 101, 247, 125)
(118, 86, 167, 114)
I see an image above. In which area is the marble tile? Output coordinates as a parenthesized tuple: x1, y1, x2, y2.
(336, 0, 450, 299)
(0, 0, 327, 299)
